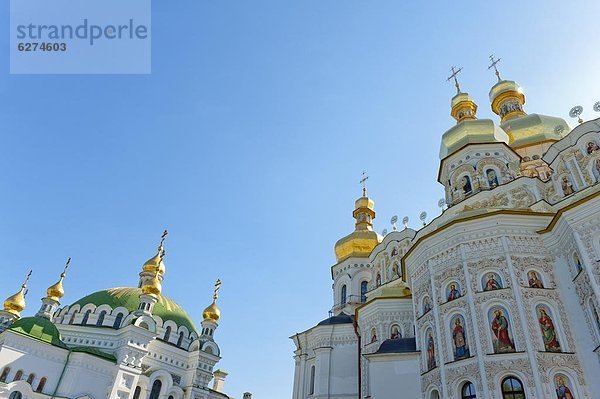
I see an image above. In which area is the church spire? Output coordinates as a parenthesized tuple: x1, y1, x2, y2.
(2, 270, 32, 318)
(37, 259, 71, 320)
(447, 66, 477, 124)
(139, 230, 167, 287)
(488, 56, 527, 124)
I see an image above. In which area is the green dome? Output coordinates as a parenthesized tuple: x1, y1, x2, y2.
(8, 316, 67, 348)
(70, 287, 198, 334)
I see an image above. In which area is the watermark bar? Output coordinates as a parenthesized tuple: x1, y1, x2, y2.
(10, 0, 151, 74)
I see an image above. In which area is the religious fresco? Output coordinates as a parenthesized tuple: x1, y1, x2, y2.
(460, 175, 473, 194)
(450, 314, 470, 360)
(391, 247, 398, 257)
(446, 282, 461, 302)
(486, 168, 499, 188)
(528, 270, 544, 288)
(554, 374, 576, 399)
(586, 141, 600, 155)
(489, 306, 516, 353)
(390, 325, 401, 339)
(391, 262, 400, 279)
(593, 159, 600, 182)
(482, 272, 503, 291)
(536, 305, 561, 352)
(426, 330, 436, 371)
(422, 296, 432, 315)
(371, 328, 377, 343)
(376, 273, 382, 287)
(561, 175, 575, 196)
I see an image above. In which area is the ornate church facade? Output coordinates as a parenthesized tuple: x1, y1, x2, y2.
(290, 68, 600, 398)
(0, 233, 243, 399)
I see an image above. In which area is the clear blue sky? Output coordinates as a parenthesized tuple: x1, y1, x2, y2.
(1, 1, 599, 398)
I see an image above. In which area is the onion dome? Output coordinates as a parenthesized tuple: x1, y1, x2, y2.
(440, 90, 509, 159)
(46, 258, 70, 302)
(203, 279, 221, 322)
(3, 271, 31, 317)
(141, 269, 162, 297)
(8, 316, 67, 348)
(202, 301, 220, 323)
(334, 188, 382, 263)
(489, 80, 569, 148)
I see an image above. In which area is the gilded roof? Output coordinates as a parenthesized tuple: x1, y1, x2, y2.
(501, 113, 570, 148)
(440, 119, 509, 159)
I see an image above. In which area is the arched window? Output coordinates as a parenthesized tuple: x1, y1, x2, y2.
(164, 326, 172, 342)
(69, 311, 77, 324)
(0, 367, 10, 382)
(168, 396, 174, 399)
(97, 311, 106, 326)
(113, 313, 124, 329)
(461, 381, 476, 399)
(430, 390, 440, 399)
(13, 370, 23, 381)
(149, 380, 162, 399)
(361, 281, 368, 303)
(501, 376, 525, 399)
(9, 392, 23, 399)
(81, 309, 91, 325)
(341, 285, 347, 305)
(309, 365, 315, 395)
(36, 377, 47, 393)
(132, 386, 142, 399)
(177, 331, 184, 347)
(26, 373, 35, 385)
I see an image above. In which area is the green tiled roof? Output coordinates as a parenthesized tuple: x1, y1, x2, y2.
(8, 316, 67, 348)
(70, 287, 198, 334)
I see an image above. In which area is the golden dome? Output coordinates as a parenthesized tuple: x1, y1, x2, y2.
(501, 113, 570, 149)
(46, 258, 70, 302)
(450, 92, 478, 123)
(439, 119, 509, 159)
(202, 300, 220, 322)
(141, 271, 162, 297)
(143, 253, 166, 275)
(3, 271, 31, 317)
(489, 80, 526, 124)
(334, 192, 382, 263)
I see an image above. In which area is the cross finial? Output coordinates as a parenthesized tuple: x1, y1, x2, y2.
(359, 171, 369, 196)
(488, 55, 501, 82)
(22, 270, 32, 288)
(213, 279, 222, 301)
(159, 229, 168, 250)
(447, 66, 463, 94)
(62, 257, 71, 277)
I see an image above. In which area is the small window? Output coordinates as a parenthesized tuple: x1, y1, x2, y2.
(309, 365, 316, 395)
(149, 380, 162, 399)
(9, 392, 23, 399)
(177, 331, 184, 347)
(69, 312, 77, 324)
(132, 386, 142, 399)
(360, 281, 368, 303)
(81, 309, 91, 325)
(13, 370, 23, 381)
(341, 285, 347, 305)
(461, 381, 476, 399)
(36, 377, 47, 393)
(164, 326, 172, 342)
(168, 396, 174, 399)
(97, 311, 106, 326)
(0, 367, 10, 382)
(501, 376, 525, 399)
(26, 373, 35, 385)
(113, 313, 124, 329)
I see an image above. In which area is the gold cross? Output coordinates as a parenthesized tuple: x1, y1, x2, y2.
(62, 257, 71, 276)
(23, 269, 32, 287)
(359, 171, 369, 196)
(214, 279, 222, 300)
(159, 229, 168, 249)
(447, 66, 463, 94)
(488, 55, 501, 81)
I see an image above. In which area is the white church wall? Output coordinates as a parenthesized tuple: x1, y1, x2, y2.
(366, 353, 420, 399)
